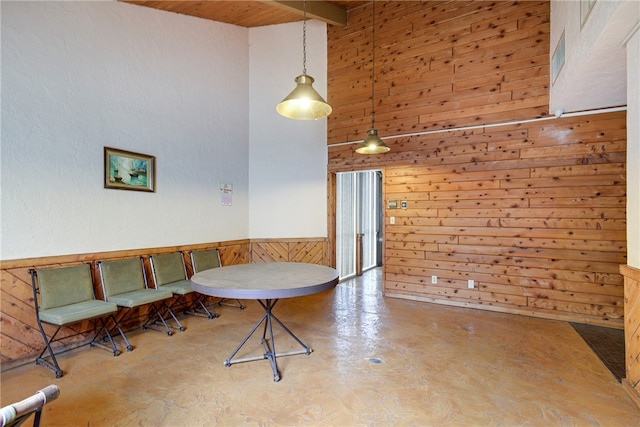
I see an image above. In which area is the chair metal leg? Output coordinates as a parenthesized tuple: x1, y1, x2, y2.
(10, 407, 44, 427)
(90, 317, 121, 357)
(161, 301, 185, 332)
(34, 315, 127, 377)
(203, 296, 221, 317)
(33, 409, 43, 427)
(108, 314, 133, 351)
(218, 298, 244, 310)
(185, 294, 218, 319)
(197, 297, 217, 318)
(143, 303, 173, 336)
(34, 323, 63, 378)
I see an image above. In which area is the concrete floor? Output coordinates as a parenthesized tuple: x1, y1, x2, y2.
(2, 268, 639, 426)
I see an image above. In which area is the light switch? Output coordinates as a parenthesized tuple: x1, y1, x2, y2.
(390, 216, 395, 224)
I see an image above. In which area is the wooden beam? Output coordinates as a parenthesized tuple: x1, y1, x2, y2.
(262, 1, 347, 27)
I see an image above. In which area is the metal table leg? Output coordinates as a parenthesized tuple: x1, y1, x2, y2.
(223, 299, 311, 382)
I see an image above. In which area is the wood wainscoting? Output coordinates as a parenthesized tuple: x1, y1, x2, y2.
(622, 264, 640, 407)
(250, 238, 329, 264)
(0, 237, 327, 371)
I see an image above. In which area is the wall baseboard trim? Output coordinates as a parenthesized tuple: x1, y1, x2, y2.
(384, 292, 625, 330)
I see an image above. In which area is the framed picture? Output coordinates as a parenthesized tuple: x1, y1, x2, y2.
(104, 147, 155, 192)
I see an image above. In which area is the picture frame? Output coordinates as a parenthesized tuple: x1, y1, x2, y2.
(104, 147, 155, 192)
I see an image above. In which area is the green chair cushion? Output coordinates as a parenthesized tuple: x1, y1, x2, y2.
(159, 280, 193, 296)
(39, 300, 118, 326)
(106, 289, 172, 308)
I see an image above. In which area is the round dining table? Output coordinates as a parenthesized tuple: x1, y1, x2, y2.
(191, 262, 339, 382)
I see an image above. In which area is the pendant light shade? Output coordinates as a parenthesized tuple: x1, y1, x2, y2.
(277, 1, 331, 120)
(277, 74, 332, 120)
(356, 128, 390, 154)
(357, 0, 390, 154)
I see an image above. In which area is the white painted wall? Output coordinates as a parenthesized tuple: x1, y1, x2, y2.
(627, 28, 640, 268)
(550, 0, 639, 113)
(248, 21, 328, 238)
(1, 1, 250, 259)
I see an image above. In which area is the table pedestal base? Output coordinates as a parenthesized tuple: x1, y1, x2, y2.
(224, 299, 311, 382)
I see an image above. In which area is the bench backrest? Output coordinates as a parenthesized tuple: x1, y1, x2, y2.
(37, 264, 95, 310)
(190, 249, 221, 273)
(99, 258, 147, 297)
(150, 252, 186, 286)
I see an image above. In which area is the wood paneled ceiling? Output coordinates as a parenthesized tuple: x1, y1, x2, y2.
(121, 1, 368, 27)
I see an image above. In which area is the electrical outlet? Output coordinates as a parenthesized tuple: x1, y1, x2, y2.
(468, 279, 475, 289)
(431, 275, 437, 284)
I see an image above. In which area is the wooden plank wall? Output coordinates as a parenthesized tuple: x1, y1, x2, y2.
(250, 238, 328, 264)
(327, 0, 550, 146)
(0, 238, 327, 371)
(622, 265, 640, 406)
(327, 1, 627, 327)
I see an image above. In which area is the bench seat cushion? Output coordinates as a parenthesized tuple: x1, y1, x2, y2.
(160, 280, 193, 296)
(107, 289, 172, 308)
(39, 300, 118, 326)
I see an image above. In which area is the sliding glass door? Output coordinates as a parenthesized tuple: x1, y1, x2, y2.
(336, 170, 382, 280)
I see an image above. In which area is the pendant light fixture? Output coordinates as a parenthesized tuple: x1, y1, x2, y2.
(356, 0, 390, 154)
(276, 0, 332, 120)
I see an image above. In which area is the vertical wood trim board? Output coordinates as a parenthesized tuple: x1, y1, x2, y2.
(622, 265, 640, 407)
(327, 1, 627, 328)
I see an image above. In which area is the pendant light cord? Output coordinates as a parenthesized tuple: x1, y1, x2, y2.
(302, 0, 307, 75)
(371, 0, 376, 129)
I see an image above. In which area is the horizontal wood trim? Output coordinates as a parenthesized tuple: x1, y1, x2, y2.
(621, 264, 640, 282)
(0, 239, 251, 270)
(249, 237, 327, 243)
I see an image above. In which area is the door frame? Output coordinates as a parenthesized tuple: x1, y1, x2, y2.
(327, 167, 386, 275)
